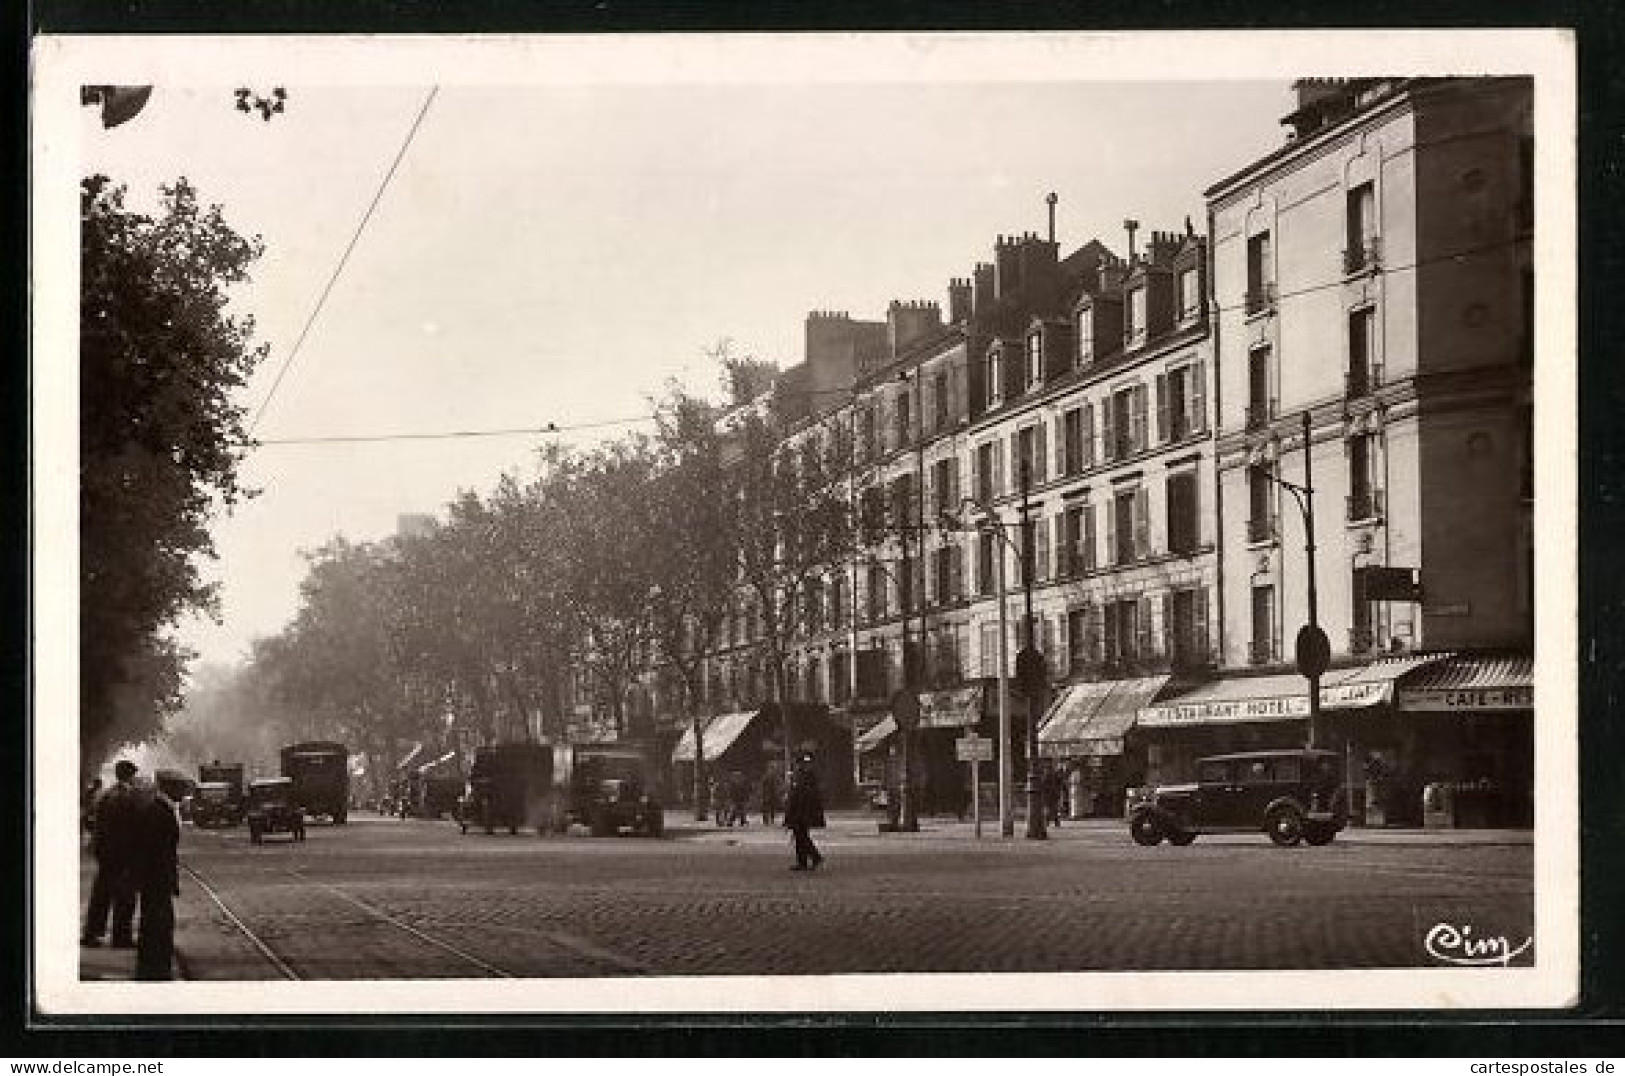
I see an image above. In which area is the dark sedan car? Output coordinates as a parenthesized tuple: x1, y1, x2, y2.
(1128, 749, 1348, 847)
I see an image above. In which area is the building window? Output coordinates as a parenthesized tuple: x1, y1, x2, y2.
(1246, 231, 1274, 314)
(1347, 434, 1382, 521)
(1157, 362, 1207, 442)
(1247, 345, 1273, 431)
(1165, 586, 1210, 670)
(977, 530, 997, 596)
(1344, 181, 1378, 273)
(1067, 604, 1098, 673)
(1026, 331, 1044, 389)
(932, 457, 954, 516)
(985, 347, 1004, 407)
(1015, 424, 1047, 487)
(1166, 471, 1199, 555)
(895, 390, 912, 447)
(858, 407, 876, 461)
(1250, 584, 1277, 664)
(975, 441, 999, 504)
(1077, 307, 1094, 366)
(1178, 267, 1201, 323)
(1126, 286, 1147, 347)
(1348, 307, 1377, 396)
(1349, 568, 1374, 655)
(1102, 384, 1148, 461)
(1060, 407, 1083, 476)
(830, 576, 846, 629)
(1248, 465, 1277, 543)
(867, 562, 888, 622)
(934, 369, 951, 430)
(1033, 512, 1050, 582)
(896, 556, 914, 615)
(1103, 598, 1144, 666)
(932, 545, 956, 605)
(1059, 503, 1096, 577)
(1107, 486, 1149, 566)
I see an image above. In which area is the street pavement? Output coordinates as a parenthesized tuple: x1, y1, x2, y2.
(79, 809, 1535, 980)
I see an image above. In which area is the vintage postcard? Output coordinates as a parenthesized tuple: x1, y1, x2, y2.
(30, 30, 1577, 1015)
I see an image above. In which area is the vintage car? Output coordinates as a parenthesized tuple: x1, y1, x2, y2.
(554, 745, 663, 838)
(245, 777, 307, 844)
(191, 780, 242, 828)
(1127, 748, 1348, 848)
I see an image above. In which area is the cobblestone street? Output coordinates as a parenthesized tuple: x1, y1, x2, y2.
(82, 811, 1535, 980)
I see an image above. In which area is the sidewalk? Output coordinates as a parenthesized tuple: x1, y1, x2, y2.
(77, 850, 205, 982)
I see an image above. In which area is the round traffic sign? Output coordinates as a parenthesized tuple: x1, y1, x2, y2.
(1295, 624, 1331, 679)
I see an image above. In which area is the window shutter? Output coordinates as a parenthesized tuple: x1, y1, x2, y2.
(1155, 372, 1170, 443)
(1137, 595, 1154, 659)
(1195, 586, 1210, 662)
(994, 439, 1006, 496)
(1133, 384, 1149, 452)
(1010, 431, 1023, 489)
(950, 544, 964, 601)
(1035, 423, 1049, 483)
(1104, 497, 1117, 566)
(1100, 399, 1115, 462)
(949, 455, 961, 508)
(1035, 514, 1050, 581)
(1162, 591, 1175, 660)
(1053, 515, 1067, 577)
(1055, 613, 1069, 672)
(1054, 416, 1067, 476)
(1083, 403, 1096, 468)
(1191, 361, 1208, 433)
(1085, 602, 1101, 664)
(1102, 603, 1117, 664)
(1135, 486, 1151, 559)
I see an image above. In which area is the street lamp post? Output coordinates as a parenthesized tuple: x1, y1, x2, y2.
(944, 496, 1016, 838)
(1272, 411, 1327, 749)
(1016, 458, 1047, 841)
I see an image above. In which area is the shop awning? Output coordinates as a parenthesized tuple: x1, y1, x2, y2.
(1137, 659, 1438, 729)
(854, 715, 898, 755)
(917, 685, 985, 729)
(1398, 653, 1533, 711)
(671, 710, 758, 763)
(1039, 676, 1168, 758)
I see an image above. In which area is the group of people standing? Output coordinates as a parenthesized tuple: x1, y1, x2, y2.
(705, 754, 826, 871)
(81, 759, 181, 980)
(709, 767, 785, 828)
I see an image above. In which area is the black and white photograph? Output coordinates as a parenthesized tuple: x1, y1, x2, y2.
(29, 30, 1578, 1016)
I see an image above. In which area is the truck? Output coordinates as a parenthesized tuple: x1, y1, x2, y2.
(458, 742, 551, 835)
(195, 761, 245, 826)
(279, 741, 351, 824)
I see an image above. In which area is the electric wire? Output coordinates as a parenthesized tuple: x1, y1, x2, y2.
(246, 86, 441, 437)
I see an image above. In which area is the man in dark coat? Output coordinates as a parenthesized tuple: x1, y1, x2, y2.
(782, 752, 825, 871)
(759, 768, 782, 827)
(82, 760, 140, 948)
(132, 786, 181, 980)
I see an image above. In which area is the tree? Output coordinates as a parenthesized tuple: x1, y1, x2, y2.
(80, 175, 267, 770)
(647, 383, 740, 816)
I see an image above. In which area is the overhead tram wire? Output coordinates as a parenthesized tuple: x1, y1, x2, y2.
(246, 86, 441, 438)
(244, 234, 1525, 450)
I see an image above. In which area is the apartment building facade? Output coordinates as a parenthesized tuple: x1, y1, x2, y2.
(1136, 77, 1535, 825)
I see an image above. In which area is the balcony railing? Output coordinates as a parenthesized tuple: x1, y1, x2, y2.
(1247, 639, 1275, 666)
(1246, 515, 1278, 544)
(1245, 398, 1276, 432)
(1348, 627, 1376, 656)
(1343, 237, 1383, 274)
(1244, 283, 1277, 316)
(1345, 362, 1382, 398)
(1346, 487, 1385, 522)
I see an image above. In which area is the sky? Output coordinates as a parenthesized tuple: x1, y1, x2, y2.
(76, 61, 1295, 672)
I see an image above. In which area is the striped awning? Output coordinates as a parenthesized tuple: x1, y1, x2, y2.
(855, 715, 899, 755)
(1039, 676, 1167, 758)
(671, 710, 758, 763)
(1398, 653, 1533, 711)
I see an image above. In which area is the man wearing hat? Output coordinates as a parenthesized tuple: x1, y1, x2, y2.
(782, 751, 826, 871)
(81, 759, 143, 948)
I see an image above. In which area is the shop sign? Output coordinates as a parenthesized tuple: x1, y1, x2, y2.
(1139, 682, 1389, 727)
(1400, 686, 1534, 711)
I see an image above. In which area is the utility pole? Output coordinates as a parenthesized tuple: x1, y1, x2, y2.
(1278, 410, 1328, 750)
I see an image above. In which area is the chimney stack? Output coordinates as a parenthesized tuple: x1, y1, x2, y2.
(887, 300, 943, 358)
(1046, 192, 1058, 243)
(1124, 219, 1140, 262)
(972, 262, 995, 315)
(947, 277, 973, 325)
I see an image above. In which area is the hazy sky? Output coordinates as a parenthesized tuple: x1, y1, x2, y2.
(79, 70, 1293, 670)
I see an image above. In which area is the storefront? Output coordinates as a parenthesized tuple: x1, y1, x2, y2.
(671, 704, 855, 805)
(1395, 653, 1533, 828)
(858, 684, 995, 817)
(1038, 676, 1169, 818)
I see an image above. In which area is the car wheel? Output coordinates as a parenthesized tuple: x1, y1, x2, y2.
(334, 810, 347, 825)
(591, 810, 614, 838)
(645, 811, 664, 838)
(1168, 829, 1198, 846)
(509, 825, 518, 836)
(1129, 813, 1164, 846)
(1267, 806, 1305, 847)
(1304, 823, 1336, 846)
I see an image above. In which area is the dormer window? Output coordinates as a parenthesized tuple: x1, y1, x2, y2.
(985, 346, 1004, 407)
(1178, 267, 1201, 324)
(1025, 331, 1044, 390)
(1127, 285, 1148, 348)
(1076, 307, 1094, 366)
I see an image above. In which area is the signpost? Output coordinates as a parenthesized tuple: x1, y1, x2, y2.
(956, 733, 993, 838)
